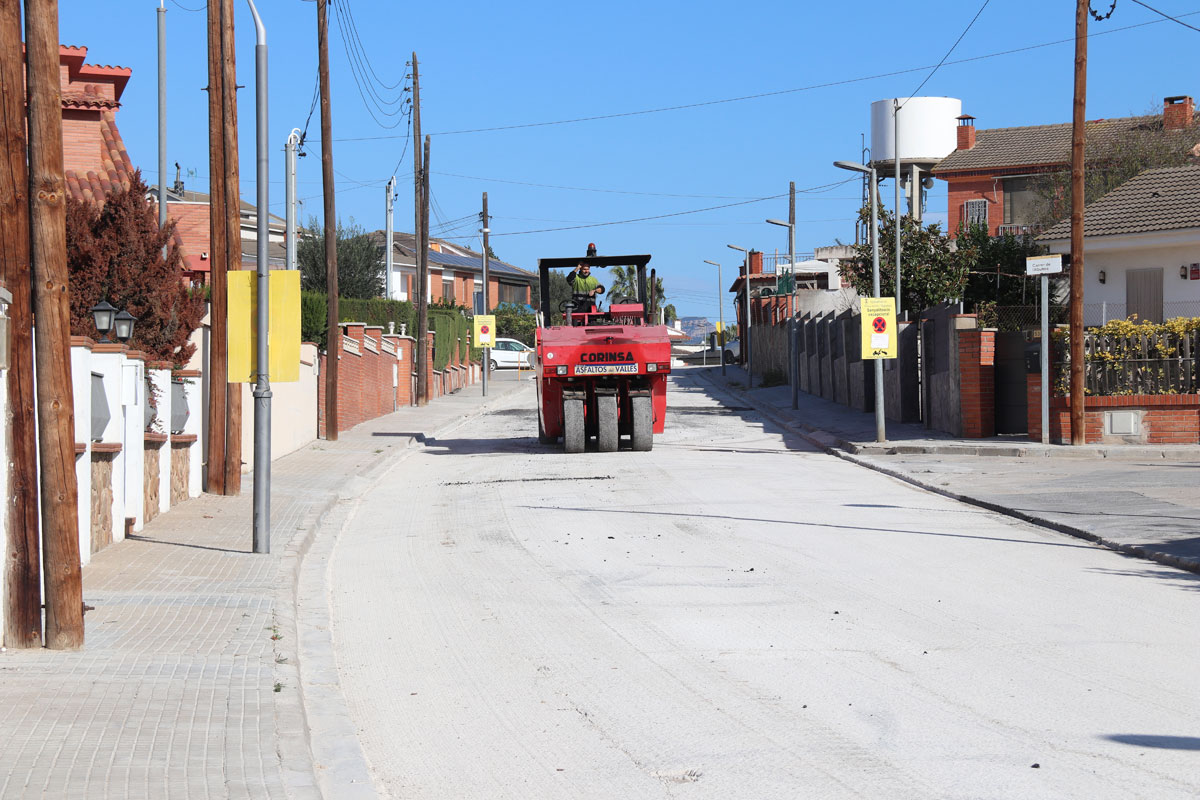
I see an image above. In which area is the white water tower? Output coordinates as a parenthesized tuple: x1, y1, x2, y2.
(869, 97, 961, 221)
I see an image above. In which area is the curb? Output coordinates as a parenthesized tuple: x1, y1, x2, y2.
(691, 371, 1200, 576)
(289, 382, 531, 799)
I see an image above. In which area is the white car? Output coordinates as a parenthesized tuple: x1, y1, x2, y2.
(722, 339, 740, 364)
(488, 338, 533, 370)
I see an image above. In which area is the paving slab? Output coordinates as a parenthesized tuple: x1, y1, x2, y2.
(0, 374, 527, 799)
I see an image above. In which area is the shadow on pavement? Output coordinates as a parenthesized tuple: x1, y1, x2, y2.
(1104, 735, 1200, 750)
(125, 533, 248, 555)
(1084, 565, 1200, 593)
(523, 505, 1096, 549)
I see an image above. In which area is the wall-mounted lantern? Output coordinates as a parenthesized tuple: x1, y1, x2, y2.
(1098, 270, 1106, 284)
(91, 300, 117, 342)
(113, 309, 136, 344)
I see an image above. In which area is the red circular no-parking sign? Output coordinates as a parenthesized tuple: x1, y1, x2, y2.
(872, 317, 887, 334)
(480, 325, 490, 335)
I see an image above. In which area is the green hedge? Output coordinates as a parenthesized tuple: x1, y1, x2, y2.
(301, 291, 417, 350)
(302, 290, 478, 366)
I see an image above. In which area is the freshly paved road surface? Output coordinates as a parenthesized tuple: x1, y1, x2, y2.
(327, 372, 1200, 799)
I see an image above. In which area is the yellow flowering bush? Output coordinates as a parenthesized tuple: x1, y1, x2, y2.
(1049, 316, 1200, 396)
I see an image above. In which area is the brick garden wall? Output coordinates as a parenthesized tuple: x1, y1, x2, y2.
(319, 323, 473, 438)
(1026, 373, 1200, 444)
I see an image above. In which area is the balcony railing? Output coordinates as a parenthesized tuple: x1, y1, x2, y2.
(996, 224, 1040, 237)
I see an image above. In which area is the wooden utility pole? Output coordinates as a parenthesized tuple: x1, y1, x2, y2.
(418, 134, 431, 405)
(26, 0, 84, 649)
(0, 0, 42, 648)
(220, 0, 241, 491)
(1069, 0, 1087, 444)
(411, 54, 427, 406)
(318, 0, 339, 439)
(205, 0, 228, 493)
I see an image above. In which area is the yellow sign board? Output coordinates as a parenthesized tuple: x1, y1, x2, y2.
(860, 297, 897, 360)
(473, 314, 496, 347)
(228, 270, 301, 382)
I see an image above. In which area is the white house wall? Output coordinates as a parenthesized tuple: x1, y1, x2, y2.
(1044, 234, 1200, 324)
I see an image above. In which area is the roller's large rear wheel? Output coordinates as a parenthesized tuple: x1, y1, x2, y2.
(563, 398, 585, 454)
(597, 394, 618, 453)
(631, 395, 653, 452)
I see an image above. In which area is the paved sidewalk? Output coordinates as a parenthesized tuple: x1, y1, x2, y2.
(689, 364, 1200, 575)
(0, 375, 530, 799)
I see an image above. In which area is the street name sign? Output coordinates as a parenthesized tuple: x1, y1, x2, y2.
(1026, 254, 1063, 275)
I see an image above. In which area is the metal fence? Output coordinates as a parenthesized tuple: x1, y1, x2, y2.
(984, 301, 1200, 331)
(1053, 329, 1200, 395)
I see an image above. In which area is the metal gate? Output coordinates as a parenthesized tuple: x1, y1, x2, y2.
(993, 331, 1028, 434)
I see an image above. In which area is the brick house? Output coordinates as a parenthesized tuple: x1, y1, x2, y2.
(56, 44, 280, 286)
(372, 231, 536, 312)
(933, 96, 1197, 237)
(159, 184, 286, 285)
(59, 45, 136, 204)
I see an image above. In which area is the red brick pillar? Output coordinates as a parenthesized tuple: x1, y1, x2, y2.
(957, 328, 995, 438)
(425, 331, 435, 403)
(342, 323, 366, 430)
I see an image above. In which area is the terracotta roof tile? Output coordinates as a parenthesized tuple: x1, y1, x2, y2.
(1038, 164, 1200, 240)
(934, 114, 1184, 173)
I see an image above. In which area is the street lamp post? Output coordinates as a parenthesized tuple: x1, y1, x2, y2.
(703, 260, 725, 377)
(727, 244, 750, 389)
(834, 159, 886, 443)
(766, 217, 795, 402)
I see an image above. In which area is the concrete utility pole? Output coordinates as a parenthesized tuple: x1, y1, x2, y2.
(412, 53, 428, 406)
(285, 128, 299, 271)
(894, 99, 902, 320)
(248, 0, 271, 554)
(788, 181, 795, 319)
(1069, 0, 1087, 445)
(219, 0, 242, 494)
(205, 0, 229, 493)
(385, 175, 395, 299)
(0, 0, 42, 649)
(318, 0, 339, 439)
(26, 0, 84, 649)
(157, 1, 167, 231)
(481, 191, 490, 397)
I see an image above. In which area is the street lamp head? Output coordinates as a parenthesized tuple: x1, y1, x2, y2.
(765, 218, 791, 228)
(726, 244, 747, 253)
(703, 260, 720, 267)
(833, 160, 871, 176)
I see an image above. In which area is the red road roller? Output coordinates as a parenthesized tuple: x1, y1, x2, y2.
(534, 252, 670, 453)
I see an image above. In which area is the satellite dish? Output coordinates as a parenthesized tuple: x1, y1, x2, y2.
(922, 176, 935, 189)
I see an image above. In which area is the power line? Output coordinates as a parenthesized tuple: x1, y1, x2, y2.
(313, 14, 1195, 143)
(435, 171, 762, 199)
(338, 0, 407, 91)
(1129, 0, 1200, 32)
(903, 0, 992, 105)
(443, 179, 854, 239)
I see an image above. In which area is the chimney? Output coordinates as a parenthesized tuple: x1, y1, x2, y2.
(1163, 95, 1194, 131)
(749, 250, 763, 274)
(956, 115, 976, 150)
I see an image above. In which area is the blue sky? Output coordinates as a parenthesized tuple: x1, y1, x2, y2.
(58, 0, 1200, 322)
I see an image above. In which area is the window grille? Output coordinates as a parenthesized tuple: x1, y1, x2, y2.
(963, 199, 988, 228)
